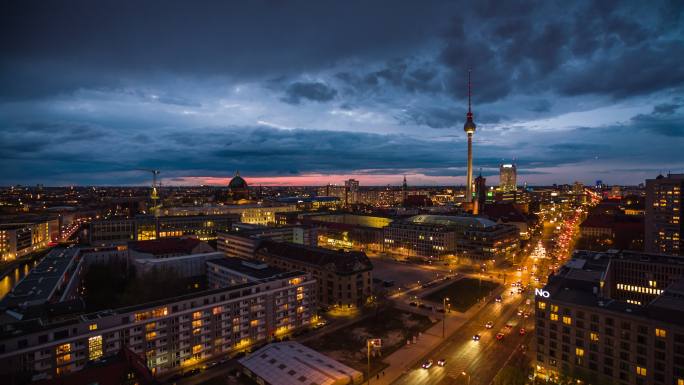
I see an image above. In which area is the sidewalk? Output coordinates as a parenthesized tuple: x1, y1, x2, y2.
(371, 286, 504, 385)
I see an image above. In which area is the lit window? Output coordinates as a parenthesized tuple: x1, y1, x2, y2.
(250, 320, 258, 327)
(212, 306, 221, 315)
(575, 348, 584, 357)
(146, 332, 157, 341)
(56, 343, 71, 355)
(89, 324, 97, 331)
(193, 311, 201, 320)
(550, 305, 559, 312)
(655, 328, 667, 338)
(562, 316, 572, 325)
(550, 313, 559, 321)
(88, 335, 103, 361)
(538, 301, 546, 310)
(636, 366, 647, 376)
(590, 333, 599, 342)
(192, 344, 202, 354)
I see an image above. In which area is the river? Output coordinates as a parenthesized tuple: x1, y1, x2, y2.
(0, 260, 39, 299)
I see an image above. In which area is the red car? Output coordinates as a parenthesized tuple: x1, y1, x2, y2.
(519, 328, 526, 335)
(496, 333, 505, 340)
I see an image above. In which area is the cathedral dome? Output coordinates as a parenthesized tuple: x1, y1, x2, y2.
(228, 171, 248, 189)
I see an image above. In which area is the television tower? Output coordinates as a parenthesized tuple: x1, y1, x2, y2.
(463, 70, 477, 203)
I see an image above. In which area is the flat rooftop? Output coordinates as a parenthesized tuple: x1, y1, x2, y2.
(0, 247, 79, 309)
(207, 257, 287, 280)
(239, 341, 362, 385)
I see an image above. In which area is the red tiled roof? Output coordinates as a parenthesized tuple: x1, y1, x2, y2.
(128, 237, 201, 255)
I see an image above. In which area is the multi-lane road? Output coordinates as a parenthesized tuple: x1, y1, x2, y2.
(392, 284, 533, 385)
(392, 209, 583, 385)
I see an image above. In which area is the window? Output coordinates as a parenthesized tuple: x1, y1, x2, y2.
(88, 336, 103, 361)
(193, 344, 202, 354)
(563, 316, 572, 325)
(636, 366, 647, 376)
(655, 328, 667, 338)
(550, 304, 559, 312)
(538, 301, 546, 310)
(89, 324, 97, 331)
(590, 332, 599, 342)
(193, 311, 201, 320)
(550, 313, 559, 321)
(576, 348, 584, 357)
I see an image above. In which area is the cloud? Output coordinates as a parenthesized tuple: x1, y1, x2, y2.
(281, 82, 337, 104)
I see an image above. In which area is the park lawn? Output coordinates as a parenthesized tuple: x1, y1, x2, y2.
(304, 305, 435, 373)
(423, 277, 500, 312)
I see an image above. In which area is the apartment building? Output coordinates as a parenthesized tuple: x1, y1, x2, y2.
(0, 271, 316, 382)
(255, 241, 373, 308)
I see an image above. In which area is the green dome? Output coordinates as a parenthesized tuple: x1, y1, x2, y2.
(228, 171, 248, 189)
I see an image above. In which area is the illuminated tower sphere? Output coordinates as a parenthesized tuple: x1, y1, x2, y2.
(464, 70, 476, 203)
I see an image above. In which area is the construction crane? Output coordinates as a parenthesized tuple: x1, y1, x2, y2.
(136, 169, 161, 216)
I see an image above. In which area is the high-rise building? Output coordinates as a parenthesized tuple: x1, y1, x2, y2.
(475, 173, 487, 210)
(463, 71, 477, 203)
(344, 178, 359, 205)
(499, 163, 517, 192)
(645, 174, 683, 255)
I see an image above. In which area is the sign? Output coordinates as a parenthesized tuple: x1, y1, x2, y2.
(369, 338, 382, 348)
(535, 288, 550, 298)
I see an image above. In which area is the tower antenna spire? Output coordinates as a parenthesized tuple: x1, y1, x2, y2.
(468, 69, 472, 114)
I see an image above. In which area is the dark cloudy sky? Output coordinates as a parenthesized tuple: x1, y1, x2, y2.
(2, 0, 684, 186)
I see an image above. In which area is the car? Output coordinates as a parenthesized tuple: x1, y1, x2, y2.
(523, 312, 530, 318)
(519, 328, 526, 335)
(422, 360, 433, 369)
(472, 334, 481, 341)
(517, 309, 523, 316)
(437, 359, 446, 367)
(485, 321, 494, 329)
(505, 323, 513, 329)
(495, 296, 502, 303)
(496, 333, 505, 340)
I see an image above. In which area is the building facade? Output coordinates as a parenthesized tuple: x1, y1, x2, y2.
(535, 250, 684, 385)
(499, 164, 517, 192)
(255, 241, 373, 309)
(88, 214, 238, 245)
(0, 272, 316, 382)
(645, 174, 683, 255)
(382, 215, 519, 263)
(0, 217, 59, 261)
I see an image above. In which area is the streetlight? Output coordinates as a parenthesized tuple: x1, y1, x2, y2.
(442, 297, 450, 338)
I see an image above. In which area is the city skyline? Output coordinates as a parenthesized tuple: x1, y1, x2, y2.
(2, 1, 684, 187)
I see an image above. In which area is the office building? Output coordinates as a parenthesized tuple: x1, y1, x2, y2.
(499, 164, 517, 192)
(344, 179, 359, 206)
(0, 217, 59, 261)
(162, 204, 298, 226)
(535, 249, 684, 385)
(217, 225, 317, 259)
(645, 174, 683, 255)
(382, 215, 519, 263)
(302, 213, 392, 252)
(255, 241, 373, 308)
(88, 214, 238, 245)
